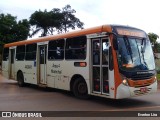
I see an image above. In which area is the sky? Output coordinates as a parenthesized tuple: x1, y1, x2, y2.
(0, 0, 160, 41)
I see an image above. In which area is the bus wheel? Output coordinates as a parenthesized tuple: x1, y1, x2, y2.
(17, 72, 25, 87)
(73, 78, 89, 99)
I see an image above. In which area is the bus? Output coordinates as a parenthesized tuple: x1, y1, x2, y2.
(1, 25, 157, 99)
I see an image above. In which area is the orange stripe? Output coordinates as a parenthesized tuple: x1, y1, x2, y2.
(128, 77, 155, 87)
(4, 25, 112, 48)
(109, 35, 122, 99)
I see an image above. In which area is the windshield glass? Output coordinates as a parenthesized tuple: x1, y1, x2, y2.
(117, 37, 155, 71)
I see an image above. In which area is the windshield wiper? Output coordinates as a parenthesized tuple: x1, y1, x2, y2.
(140, 38, 148, 69)
(141, 38, 146, 53)
(123, 36, 133, 63)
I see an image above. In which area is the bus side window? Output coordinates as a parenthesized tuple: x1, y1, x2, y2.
(65, 36, 87, 60)
(102, 39, 109, 65)
(93, 41, 100, 65)
(2, 48, 9, 61)
(25, 44, 37, 60)
(48, 39, 64, 60)
(16, 45, 25, 61)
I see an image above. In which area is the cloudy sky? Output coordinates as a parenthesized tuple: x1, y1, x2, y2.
(0, 0, 159, 40)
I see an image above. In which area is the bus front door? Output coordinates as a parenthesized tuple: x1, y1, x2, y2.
(9, 49, 15, 79)
(39, 45, 47, 85)
(92, 38, 110, 95)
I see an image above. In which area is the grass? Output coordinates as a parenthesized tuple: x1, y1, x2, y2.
(157, 74, 160, 81)
(155, 59, 160, 81)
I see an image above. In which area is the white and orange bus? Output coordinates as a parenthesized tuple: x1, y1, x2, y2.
(1, 25, 157, 99)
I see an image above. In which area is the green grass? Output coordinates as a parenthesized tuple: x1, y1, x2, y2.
(155, 59, 160, 67)
(157, 74, 160, 81)
(155, 59, 160, 81)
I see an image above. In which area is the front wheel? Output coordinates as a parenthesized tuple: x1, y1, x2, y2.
(17, 72, 25, 87)
(73, 78, 89, 99)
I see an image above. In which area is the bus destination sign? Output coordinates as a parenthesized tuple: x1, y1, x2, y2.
(116, 28, 146, 38)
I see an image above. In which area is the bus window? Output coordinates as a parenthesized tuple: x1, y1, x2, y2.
(65, 36, 87, 60)
(16, 45, 25, 61)
(102, 39, 109, 65)
(2, 48, 9, 61)
(93, 40, 100, 65)
(48, 39, 64, 60)
(40, 46, 47, 64)
(25, 44, 37, 60)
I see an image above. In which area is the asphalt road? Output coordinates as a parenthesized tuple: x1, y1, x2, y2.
(0, 74, 160, 120)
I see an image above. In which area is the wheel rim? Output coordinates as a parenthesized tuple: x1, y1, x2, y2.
(78, 82, 87, 94)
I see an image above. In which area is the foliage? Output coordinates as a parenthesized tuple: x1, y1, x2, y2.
(58, 5, 84, 33)
(0, 13, 30, 54)
(148, 33, 159, 44)
(29, 4, 84, 37)
(148, 33, 159, 52)
(157, 74, 160, 81)
(29, 9, 62, 37)
(154, 43, 160, 53)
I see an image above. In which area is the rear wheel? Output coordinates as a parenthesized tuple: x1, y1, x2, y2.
(17, 72, 25, 87)
(73, 78, 89, 99)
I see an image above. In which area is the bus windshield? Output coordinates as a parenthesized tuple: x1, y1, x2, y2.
(117, 37, 155, 71)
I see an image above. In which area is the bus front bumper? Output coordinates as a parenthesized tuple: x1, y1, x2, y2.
(116, 82, 157, 99)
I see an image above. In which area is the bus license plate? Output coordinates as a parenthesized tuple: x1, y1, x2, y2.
(140, 87, 147, 93)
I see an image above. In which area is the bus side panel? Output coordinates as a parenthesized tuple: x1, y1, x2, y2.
(2, 61, 9, 79)
(15, 61, 37, 85)
(47, 60, 70, 90)
(47, 60, 90, 92)
(46, 60, 55, 88)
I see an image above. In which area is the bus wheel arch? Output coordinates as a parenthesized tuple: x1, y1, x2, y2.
(70, 75, 89, 99)
(17, 70, 25, 87)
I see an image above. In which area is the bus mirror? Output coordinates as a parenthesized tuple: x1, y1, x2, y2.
(113, 37, 118, 50)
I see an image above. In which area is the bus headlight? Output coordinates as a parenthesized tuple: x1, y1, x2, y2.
(122, 79, 128, 86)
(120, 74, 129, 86)
(121, 74, 128, 86)
(154, 76, 157, 82)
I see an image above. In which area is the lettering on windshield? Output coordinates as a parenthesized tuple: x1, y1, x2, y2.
(116, 28, 146, 38)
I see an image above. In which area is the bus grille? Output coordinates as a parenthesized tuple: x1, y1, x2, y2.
(134, 88, 152, 95)
(131, 74, 153, 80)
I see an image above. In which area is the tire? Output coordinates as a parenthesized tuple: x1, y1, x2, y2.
(73, 78, 89, 99)
(17, 72, 25, 87)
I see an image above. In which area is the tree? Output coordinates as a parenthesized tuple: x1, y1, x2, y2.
(30, 9, 51, 37)
(29, 5, 84, 37)
(0, 13, 30, 54)
(148, 33, 159, 52)
(58, 4, 84, 33)
(29, 9, 62, 37)
(0, 13, 17, 44)
(155, 43, 160, 53)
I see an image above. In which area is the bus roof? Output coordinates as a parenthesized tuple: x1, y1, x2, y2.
(4, 25, 112, 48)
